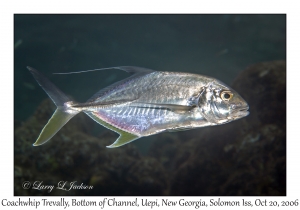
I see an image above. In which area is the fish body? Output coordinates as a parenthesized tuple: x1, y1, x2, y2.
(28, 66, 249, 148)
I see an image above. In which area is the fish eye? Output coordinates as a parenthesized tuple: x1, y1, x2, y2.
(220, 91, 233, 101)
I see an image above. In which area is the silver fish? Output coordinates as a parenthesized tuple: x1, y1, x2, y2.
(27, 66, 249, 148)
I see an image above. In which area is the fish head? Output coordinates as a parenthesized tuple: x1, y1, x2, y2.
(197, 79, 249, 124)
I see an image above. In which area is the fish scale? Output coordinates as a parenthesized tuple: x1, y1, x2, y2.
(27, 66, 249, 148)
(100, 72, 198, 104)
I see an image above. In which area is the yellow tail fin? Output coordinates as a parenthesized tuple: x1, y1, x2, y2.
(28, 66, 79, 146)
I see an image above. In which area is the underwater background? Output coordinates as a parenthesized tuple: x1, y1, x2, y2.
(14, 14, 286, 195)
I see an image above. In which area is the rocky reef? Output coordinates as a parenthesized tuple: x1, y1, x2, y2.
(14, 60, 286, 196)
(14, 99, 168, 196)
(166, 60, 286, 196)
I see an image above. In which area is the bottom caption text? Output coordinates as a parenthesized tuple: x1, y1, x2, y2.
(1, 198, 299, 209)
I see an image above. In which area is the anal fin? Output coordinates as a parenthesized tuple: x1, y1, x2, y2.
(85, 112, 139, 148)
(167, 127, 193, 132)
(107, 132, 139, 148)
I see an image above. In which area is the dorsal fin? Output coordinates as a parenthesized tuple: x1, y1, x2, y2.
(54, 66, 154, 74)
(54, 66, 155, 103)
(85, 112, 140, 148)
(86, 67, 155, 103)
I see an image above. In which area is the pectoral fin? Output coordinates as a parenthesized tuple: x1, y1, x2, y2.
(130, 102, 195, 114)
(85, 112, 140, 148)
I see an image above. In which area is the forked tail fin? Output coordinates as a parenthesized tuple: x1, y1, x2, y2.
(27, 66, 80, 146)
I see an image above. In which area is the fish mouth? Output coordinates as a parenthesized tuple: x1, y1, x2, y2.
(237, 106, 249, 117)
(229, 104, 249, 119)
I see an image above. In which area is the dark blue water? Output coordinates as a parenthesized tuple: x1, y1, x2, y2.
(14, 14, 285, 121)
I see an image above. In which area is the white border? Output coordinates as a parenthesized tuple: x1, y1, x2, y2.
(2, 1, 297, 210)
